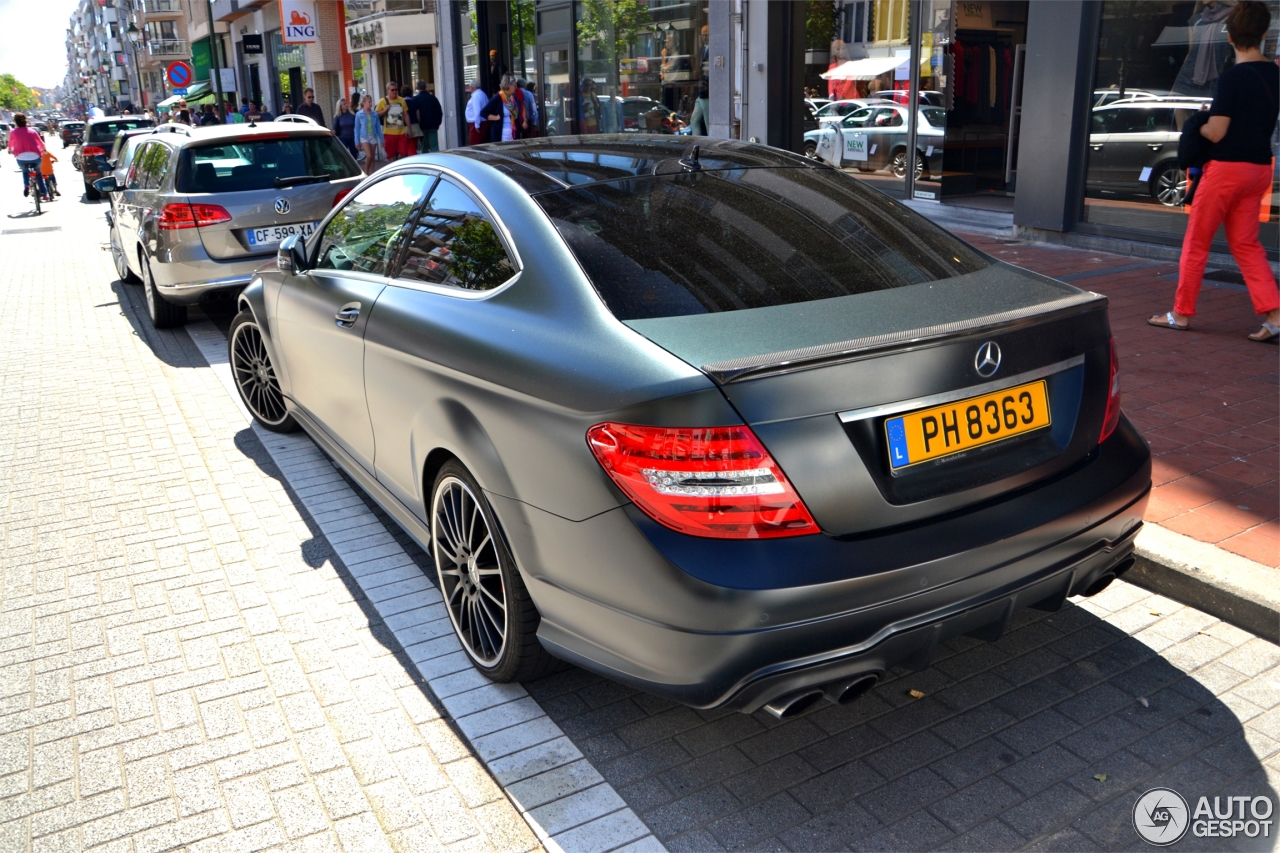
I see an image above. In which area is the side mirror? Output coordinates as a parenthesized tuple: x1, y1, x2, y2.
(278, 234, 308, 274)
(93, 176, 119, 193)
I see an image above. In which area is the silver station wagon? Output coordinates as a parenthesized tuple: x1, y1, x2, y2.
(95, 122, 364, 328)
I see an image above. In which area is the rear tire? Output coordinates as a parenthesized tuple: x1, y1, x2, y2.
(83, 180, 99, 201)
(1151, 162, 1187, 207)
(141, 254, 187, 329)
(430, 461, 557, 683)
(803, 141, 818, 160)
(228, 310, 298, 432)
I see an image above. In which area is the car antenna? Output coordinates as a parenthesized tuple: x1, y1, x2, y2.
(679, 144, 701, 173)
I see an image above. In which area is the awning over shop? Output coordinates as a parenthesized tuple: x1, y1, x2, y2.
(157, 82, 211, 109)
(820, 56, 906, 81)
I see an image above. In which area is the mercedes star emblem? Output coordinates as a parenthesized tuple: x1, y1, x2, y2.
(975, 341, 1002, 377)
(274, 197, 291, 215)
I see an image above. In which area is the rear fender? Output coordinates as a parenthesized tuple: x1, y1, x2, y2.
(412, 398, 517, 522)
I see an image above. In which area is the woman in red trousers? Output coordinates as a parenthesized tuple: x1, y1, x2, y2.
(1150, 1, 1280, 343)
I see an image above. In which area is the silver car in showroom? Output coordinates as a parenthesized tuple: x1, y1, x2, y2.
(228, 137, 1149, 718)
(94, 121, 363, 328)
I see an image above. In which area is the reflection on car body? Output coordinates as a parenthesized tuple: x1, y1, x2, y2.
(1087, 100, 1208, 207)
(804, 104, 945, 178)
(227, 136, 1150, 718)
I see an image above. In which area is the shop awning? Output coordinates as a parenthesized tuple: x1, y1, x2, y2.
(157, 82, 211, 109)
(820, 56, 906, 81)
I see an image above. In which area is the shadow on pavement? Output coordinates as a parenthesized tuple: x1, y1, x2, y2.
(112, 278, 236, 367)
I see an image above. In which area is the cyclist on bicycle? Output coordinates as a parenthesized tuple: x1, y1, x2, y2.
(9, 114, 50, 202)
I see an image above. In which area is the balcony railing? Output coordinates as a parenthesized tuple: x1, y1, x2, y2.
(144, 0, 182, 14)
(373, 0, 433, 12)
(146, 38, 188, 56)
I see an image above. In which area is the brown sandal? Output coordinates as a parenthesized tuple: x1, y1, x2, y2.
(1247, 322, 1280, 343)
(1148, 311, 1189, 331)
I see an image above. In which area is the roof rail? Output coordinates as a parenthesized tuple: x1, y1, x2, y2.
(157, 122, 192, 135)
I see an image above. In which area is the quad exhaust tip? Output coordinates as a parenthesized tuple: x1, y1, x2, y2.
(762, 673, 882, 720)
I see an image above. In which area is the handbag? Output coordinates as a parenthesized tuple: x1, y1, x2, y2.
(407, 122, 423, 139)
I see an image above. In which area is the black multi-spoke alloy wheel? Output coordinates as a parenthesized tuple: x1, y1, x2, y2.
(228, 310, 298, 433)
(891, 149, 926, 180)
(111, 223, 139, 283)
(431, 461, 555, 682)
(141, 254, 187, 329)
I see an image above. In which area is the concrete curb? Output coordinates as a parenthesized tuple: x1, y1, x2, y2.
(1124, 524, 1279, 644)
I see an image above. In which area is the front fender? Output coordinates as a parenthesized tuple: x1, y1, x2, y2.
(236, 271, 294, 398)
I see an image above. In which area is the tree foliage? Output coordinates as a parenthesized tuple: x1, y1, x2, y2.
(806, 1, 836, 50)
(1, 73, 38, 112)
(577, 0, 652, 63)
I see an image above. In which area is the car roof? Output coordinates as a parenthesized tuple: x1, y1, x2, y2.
(452, 135, 817, 194)
(87, 115, 154, 124)
(147, 121, 334, 146)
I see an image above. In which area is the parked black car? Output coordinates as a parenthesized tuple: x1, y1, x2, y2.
(77, 116, 155, 199)
(228, 136, 1150, 718)
(60, 121, 85, 148)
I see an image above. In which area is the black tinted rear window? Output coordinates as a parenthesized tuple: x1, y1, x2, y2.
(536, 168, 989, 321)
(89, 120, 153, 142)
(176, 135, 360, 193)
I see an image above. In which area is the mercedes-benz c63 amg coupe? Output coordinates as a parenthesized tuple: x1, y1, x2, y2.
(229, 136, 1150, 719)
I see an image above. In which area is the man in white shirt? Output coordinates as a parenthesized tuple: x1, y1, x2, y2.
(464, 80, 488, 146)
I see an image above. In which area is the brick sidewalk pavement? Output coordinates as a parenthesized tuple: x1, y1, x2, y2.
(0, 161, 543, 853)
(962, 235, 1278, 568)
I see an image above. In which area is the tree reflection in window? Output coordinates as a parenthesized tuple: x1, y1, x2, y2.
(313, 173, 432, 276)
(399, 180, 516, 291)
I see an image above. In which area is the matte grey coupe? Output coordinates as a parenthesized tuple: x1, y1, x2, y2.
(230, 136, 1150, 718)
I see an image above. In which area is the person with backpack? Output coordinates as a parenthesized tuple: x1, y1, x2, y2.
(1150, 1, 1280, 342)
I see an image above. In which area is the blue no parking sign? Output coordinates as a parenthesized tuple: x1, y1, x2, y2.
(166, 61, 193, 89)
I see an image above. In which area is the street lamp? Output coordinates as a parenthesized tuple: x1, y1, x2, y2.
(126, 21, 145, 112)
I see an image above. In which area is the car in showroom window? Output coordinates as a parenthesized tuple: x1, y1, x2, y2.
(228, 137, 1150, 718)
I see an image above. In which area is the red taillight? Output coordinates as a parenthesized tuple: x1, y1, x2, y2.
(333, 188, 352, 207)
(1099, 337, 1122, 443)
(158, 202, 232, 230)
(82, 145, 105, 157)
(586, 422, 820, 539)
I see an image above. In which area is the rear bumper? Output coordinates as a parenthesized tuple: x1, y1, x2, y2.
(504, 418, 1151, 712)
(149, 244, 268, 305)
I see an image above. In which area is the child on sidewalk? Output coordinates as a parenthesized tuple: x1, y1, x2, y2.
(40, 150, 60, 198)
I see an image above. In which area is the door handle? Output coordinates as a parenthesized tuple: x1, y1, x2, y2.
(1147, 143, 1164, 150)
(335, 302, 360, 328)
(1089, 144, 1103, 150)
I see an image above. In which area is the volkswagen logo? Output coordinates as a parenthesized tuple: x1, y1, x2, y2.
(274, 197, 291, 215)
(974, 341, 1002, 378)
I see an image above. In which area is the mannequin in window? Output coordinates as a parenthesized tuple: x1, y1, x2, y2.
(1172, 0, 1236, 97)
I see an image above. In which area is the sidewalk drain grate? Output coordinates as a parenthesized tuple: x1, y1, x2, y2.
(1, 226, 62, 235)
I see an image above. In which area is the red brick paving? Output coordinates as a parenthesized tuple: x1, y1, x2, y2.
(962, 233, 1279, 568)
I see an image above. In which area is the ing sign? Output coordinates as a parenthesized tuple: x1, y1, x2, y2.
(280, 0, 318, 44)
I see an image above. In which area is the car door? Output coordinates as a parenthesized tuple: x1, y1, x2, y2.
(134, 142, 174, 260)
(1104, 107, 1176, 192)
(276, 171, 435, 472)
(117, 141, 157, 256)
(1086, 108, 1114, 189)
(866, 107, 902, 170)
(363, 176, 520, 513)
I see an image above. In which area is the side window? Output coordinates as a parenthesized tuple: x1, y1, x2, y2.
(843, 108, 873, 128)
(398, 179, 518, 291)
(1091, 109, 1115, 135)
(313, 172, 433, 276)
(144, 145, 172, 190)
(128, 142, 156, 189)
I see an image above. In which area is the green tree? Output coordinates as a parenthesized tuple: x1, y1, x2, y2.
(0, 73, 38, 112)
(577, 0, 652, 64)
(806, 1, 836, 51)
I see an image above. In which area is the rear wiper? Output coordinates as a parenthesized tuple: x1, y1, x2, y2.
(273, 174, 330, 188)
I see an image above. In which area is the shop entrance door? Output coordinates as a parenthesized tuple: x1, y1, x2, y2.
(540, 45, 572, 136)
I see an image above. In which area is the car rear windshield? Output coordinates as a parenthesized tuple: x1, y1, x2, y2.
(176, 135, 359, 194)
(535, 168, 990, 321)
(88, 120, 153, 142)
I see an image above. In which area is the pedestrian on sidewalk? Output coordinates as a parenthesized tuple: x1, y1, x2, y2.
(409, 80, 442, 153)
(296, 88, 325, 125)
(376, 82, 412, 162)
(198, 104, 222, 126)
(483, 74, 529, 142)
(1150, 1, 1280, 343)
(333, 98, 357, 160)
(354, 94, 383, 176)
(465, 79, 488, 146)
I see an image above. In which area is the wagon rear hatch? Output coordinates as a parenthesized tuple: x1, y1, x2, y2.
(174, 132, 362, 260)
(536, 166, 1117, 536)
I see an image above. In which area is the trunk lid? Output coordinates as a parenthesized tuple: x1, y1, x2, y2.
(187, 178, 359, 260)
(625, 263, 1114, 536)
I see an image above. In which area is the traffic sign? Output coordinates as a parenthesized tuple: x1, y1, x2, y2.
(172, 87, 188, 96)
(166, 61, 194, 88)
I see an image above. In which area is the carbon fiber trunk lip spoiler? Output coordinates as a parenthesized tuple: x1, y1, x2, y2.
(700, 291, 1106, 384)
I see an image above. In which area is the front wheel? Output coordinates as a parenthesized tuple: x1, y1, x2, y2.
(141, 253, 187, 329)
(803, 141, 819, 160)
(1152, 162, 1187, 207)
(431, 461, 557, 682)
(229, 310, 298, 432)
(891, 149, 925, 180)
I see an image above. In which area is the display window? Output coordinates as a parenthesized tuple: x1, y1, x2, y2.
(1081, 1, 1280, 249)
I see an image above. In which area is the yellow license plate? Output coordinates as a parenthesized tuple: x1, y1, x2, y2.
(885, 380, 1051, 470)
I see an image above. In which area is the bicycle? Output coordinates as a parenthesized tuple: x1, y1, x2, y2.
(20, 161, 44, 215)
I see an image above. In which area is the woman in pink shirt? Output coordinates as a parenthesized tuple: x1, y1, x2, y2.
(9, 114, 49, 201)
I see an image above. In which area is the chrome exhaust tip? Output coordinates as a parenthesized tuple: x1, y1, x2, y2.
(824, 673, 880, 705)
(762, 689, 825, 720)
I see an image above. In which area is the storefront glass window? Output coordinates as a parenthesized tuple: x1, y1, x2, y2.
(1082, 1, 1279, 249)
(572, 1, 708, 137)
